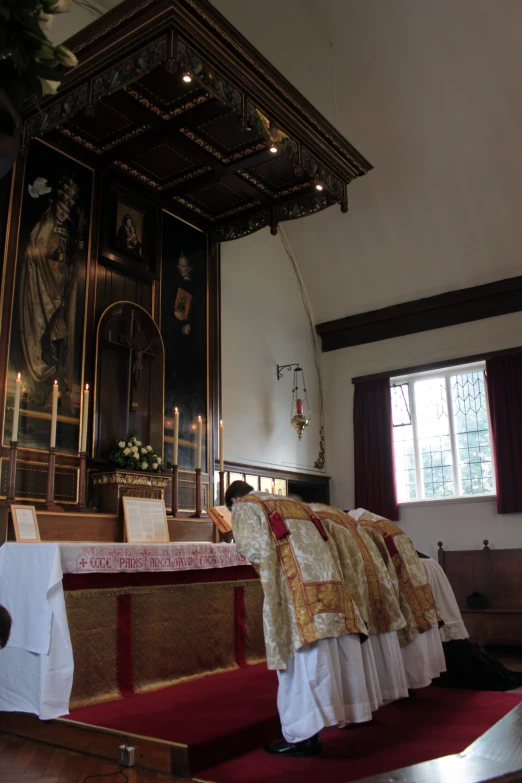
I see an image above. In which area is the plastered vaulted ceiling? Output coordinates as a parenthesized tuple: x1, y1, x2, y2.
(211, 0, 522, 324)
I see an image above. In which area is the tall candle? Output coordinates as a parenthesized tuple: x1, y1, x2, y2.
(50, 380, 58, 448)
(219, 420, 224, 472)
(11, 373, 21, 442)
(173, 407, 179, 466)
(196, 415, 202, 470)
(296, 398, 303, 415)
(80, 384, 89, 452)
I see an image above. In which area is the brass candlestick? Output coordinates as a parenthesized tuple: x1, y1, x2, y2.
(219, 470, 225, 506)
(172, 464, 179, 517)
(45, 447, 63, 512)
(76, 451, 89, 512)
(190, 468, 202, 518)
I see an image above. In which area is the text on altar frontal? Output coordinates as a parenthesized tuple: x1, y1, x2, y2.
(67, 543, 248, 574)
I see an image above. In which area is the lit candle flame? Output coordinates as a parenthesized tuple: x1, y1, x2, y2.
(16, 372, 21, 380)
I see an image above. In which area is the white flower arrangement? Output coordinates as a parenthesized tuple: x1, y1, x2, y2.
(109, 433, 163, 472)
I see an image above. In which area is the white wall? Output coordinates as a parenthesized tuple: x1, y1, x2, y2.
(213, 0, 332, 477)
(324, 311, 522, 558)
(284, 0, 522, 322)
(220, 229, 324, 475)
(211, 0, 335, 123)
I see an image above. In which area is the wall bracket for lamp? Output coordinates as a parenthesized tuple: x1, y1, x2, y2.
(276, 363, 302, 380)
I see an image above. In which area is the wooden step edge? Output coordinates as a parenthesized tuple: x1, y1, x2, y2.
(0, 711, 189, 778)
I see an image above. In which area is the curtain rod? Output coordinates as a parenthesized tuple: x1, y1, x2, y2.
(351, 345, 522, 385)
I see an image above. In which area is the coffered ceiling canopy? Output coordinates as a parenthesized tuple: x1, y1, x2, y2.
(21, 0, 372, 242)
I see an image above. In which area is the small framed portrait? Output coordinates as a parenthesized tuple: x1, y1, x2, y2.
(101, 181, 159, 281)
(10, 505, 40, 543)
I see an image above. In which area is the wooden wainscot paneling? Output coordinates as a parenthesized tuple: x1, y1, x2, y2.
(1, 458, 77, 504)
(439, 540, 522, 647)
(5, 510, 122, 543)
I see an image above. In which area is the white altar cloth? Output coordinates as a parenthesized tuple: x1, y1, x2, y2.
(0, 542, 248, 719)
(59, 541, 248, 574)
(0, 543, 73, 720)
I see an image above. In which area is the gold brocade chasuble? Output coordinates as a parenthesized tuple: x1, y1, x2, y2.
(350, 509, 441, 644)
(310, 504, 407, 636)
(232, 494, 368, 670)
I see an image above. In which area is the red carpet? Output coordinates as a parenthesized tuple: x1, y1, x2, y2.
(200, 687, 522, 783)
(70, 664, 280, 773)
(69, 664, 522, 781)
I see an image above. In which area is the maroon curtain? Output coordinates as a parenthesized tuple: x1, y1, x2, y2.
(486, 354, 522, 513)
(353, 379, 398, 521)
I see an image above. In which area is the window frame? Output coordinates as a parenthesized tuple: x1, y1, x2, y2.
(390, 361, 496, 504)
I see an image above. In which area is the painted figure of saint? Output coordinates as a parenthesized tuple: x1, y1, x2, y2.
(19, 176, 83, 410)
(165, 249, 204, 442)
(116, 213, 141, 256)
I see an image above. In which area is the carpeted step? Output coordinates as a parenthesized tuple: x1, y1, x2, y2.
(69, 663, 280, 774)
(198, 687, 522, 783)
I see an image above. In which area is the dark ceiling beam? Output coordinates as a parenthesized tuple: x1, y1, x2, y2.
(316, 276, 522, 353)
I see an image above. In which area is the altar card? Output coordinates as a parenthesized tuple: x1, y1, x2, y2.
(122, 497, 170, 543)
(206, 505, 232, 533)
(11, 505, 40, 542)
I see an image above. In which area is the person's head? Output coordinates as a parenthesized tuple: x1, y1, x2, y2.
(54, 199, 70, 224)
(0, 604, 12, 649)
(124, 215, 134, 229)
(177, 252, 192, 280)
(225, 480, 254, 511)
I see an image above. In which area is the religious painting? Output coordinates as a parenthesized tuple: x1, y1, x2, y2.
(4, 139, 92, 453)
(100, 181, 158, 281)
(115, 201, 144, 258)
(162, 211, 207, 472)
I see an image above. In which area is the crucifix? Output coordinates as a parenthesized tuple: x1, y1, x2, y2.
(108, 310, 156, 425)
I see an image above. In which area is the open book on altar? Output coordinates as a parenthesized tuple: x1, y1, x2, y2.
(206, 505, 232, 533)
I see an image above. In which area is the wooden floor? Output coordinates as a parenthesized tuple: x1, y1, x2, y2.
(0, 733, 194, 783)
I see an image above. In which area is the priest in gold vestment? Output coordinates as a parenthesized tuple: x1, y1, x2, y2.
(227, 482, 402, 757)
(310, 503, 409, 702)
(349, 508, 446, 689)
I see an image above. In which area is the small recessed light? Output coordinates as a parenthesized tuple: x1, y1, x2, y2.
(269, 144, 278, 153)
(182, 72, 192, 83)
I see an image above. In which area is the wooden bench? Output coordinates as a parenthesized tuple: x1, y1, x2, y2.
(438, 540, 522, 647)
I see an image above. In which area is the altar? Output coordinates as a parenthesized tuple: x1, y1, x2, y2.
(0, 542, 264, 719)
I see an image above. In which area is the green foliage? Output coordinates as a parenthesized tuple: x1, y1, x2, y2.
(109, 432, 164, 473)
(0, 0, 76, 113)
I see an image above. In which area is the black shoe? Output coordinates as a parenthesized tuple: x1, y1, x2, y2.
(264, 734, 322, 757)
